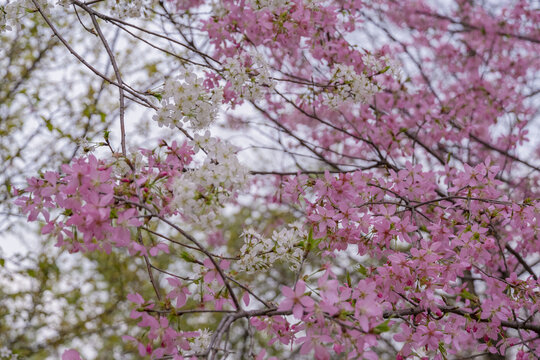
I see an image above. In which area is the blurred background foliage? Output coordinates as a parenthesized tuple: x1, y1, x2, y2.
(0, 7, 182, 358)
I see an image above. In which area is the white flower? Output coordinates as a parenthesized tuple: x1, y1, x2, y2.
(110, 150, 144, 177)
(170, 133, 248, 229)
(248, 0, 290, 11)
(323, 64, 379, 108)
(362, 53, 402, 80)
(222, 51, 275, 102)
(1, 0, 47, 32)
(108, 0, 157, 18)
(190, 329, 212, 353)
(0, 347, 12, 357)
(303, 0, 323, 9)
(239, 224, 305, 273)
(153, 69, 223, 130)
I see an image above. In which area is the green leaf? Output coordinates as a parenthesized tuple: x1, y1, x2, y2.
(357, 264, 368, 277)
(180, 251, 197, 263)
(27, 269, 36, 278)
(439, 341, 448, 359)
(82, 105, 91, 118)
(41, 116, 53, 132)
(459, 289, 478, 302)
(0, 258, 5, 267)
(305, 227, 322, 251)
(380, 65, 391, 74)
(373, 319, 390, 334)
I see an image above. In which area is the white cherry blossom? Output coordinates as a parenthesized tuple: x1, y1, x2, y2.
(153, 68, 223, 130)
(222, 51, 275, 102)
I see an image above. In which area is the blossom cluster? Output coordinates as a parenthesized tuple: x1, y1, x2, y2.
(170, 132, 249, 229)
(15, 135, 251, 254)
(322, 64, 380, 108)
(123, 291, 214, 359)
(362, 53, 402, 80)
(221, 52, 275, 102)
(153, 68, 223, 130)
(251, 273, 387, 359)
(248, 0, 290, 12)
(14, 155, 152, 255)
(0, 347, 18, 360)
(0, 0, 50, 32)
(239, 222, 305, 273)
(103, 0, 159, 18)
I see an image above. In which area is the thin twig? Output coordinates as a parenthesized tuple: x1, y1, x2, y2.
(88, 12, 127, 155)
(31, 0, 155, 110)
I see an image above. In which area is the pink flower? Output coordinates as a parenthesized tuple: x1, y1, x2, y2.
(412, 322, 444, 351)
(202, 258, 230, 285)
(127, 292, 145, 305)
(166, 277, 191, 308)
(278, 281, 315, 319)
(62, 349, 82, 360)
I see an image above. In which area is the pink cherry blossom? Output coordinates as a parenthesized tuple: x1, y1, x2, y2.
(278, 281, 315, 319)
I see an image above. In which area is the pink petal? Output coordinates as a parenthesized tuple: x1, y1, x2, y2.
(62, 349, 82, 360)
(127, 293, 144, 305)
(293, 304, 304, 319)
(282, 285, 295, 298)
(300, 296, 315, 308)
